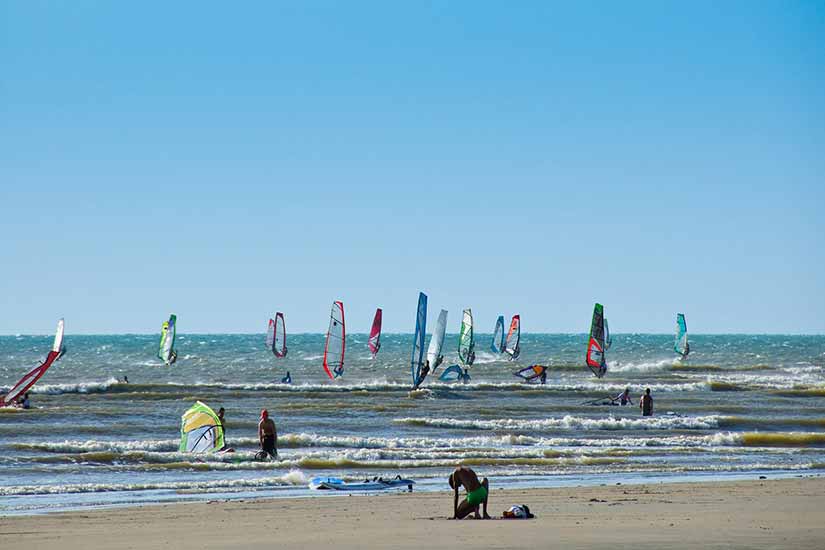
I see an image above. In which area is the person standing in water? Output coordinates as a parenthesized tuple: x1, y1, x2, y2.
(449, 465, 491, 519)
(281, 371, 292, 384)
(640, 388, 653, 416)
(258, 409, 278, 459)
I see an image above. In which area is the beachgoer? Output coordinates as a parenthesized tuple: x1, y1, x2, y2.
(281, 371, 292, 384)
(413, 360, 430, 390)
(258, 409, 277, 459)
(449, 466, 491, 520)
(640, 388, 653, 416)
(613, 388, 633, 406)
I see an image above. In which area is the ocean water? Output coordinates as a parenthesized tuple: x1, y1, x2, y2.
(1, 333, 824, 515)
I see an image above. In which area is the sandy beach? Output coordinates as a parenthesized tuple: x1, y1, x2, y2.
(2, 477, 823, 549)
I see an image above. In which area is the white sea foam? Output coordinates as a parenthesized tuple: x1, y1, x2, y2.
(393, 415, 721, 431)
(0, 470, 308, 496)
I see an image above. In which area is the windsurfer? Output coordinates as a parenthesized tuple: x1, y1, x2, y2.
(258, 409, 278, 459)
(539, 369, 546, 385)
(17, 392, 31, 409)
(435, 355, 444, 369)
(449, 466, 491, 520)
(682, 342, 690, 359)
(281, 371, 292, 384)
(413, 360, 430, 390)
(168, 351, 178, 365)
(612, 388, 633, 406)
(461, 368, 471, 384)
(640, 388, 653, 416)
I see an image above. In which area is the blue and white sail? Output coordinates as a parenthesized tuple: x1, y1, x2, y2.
(410, 292, 427, 386)
(491, 315, 505, 353)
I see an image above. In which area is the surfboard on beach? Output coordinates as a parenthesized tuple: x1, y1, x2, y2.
(310, 476, 414, 492)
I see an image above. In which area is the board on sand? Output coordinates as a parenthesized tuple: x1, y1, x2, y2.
(310, 476, 414, 492)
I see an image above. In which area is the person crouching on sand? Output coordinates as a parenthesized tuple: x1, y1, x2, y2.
(449, 466, 491, 519)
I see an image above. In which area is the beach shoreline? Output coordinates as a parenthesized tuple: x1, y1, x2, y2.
(2, 476, 823, 549)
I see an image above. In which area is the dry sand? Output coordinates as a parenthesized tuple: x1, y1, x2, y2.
(2, 477, 824, 549)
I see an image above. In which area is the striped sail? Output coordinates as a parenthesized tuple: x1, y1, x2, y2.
(458, 308, 474, 366)
(585, 304, 606, 378)
(322, 301, 346, 379)
(158, 314, 177, 365)
(504, 315, 520, 360)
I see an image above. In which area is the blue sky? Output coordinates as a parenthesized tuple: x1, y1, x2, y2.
(1, 1, 823, 334)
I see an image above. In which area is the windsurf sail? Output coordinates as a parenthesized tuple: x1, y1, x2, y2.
(0, 319, 66, 407)
(426, 309, 448, 373)
(322, 301, 346, 379)
(179, 401, 225, 453)
(438, 364, 463, 382)
(158, 314, 177, 365)
(604, 318, 613, 351)
(675, 313, 689, 357)
(504, 315, 521, 360)
(411, 292, 427, 386)
(514, 364, 546, 383)
(266, 317, 276, 351)
(586, 303, 607, 378)
(491, 315, 505, 353)
(273, 312, 287, 357)
(368, 308, 382, 358)
(458, 308, 475, 366)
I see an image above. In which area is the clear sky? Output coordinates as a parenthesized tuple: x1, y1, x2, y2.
(1, 1, 823, 334)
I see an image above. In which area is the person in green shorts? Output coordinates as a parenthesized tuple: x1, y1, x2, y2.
(449, 465, 491, 519)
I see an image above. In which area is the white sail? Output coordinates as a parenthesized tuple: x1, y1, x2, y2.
(426, 309, 448, 370)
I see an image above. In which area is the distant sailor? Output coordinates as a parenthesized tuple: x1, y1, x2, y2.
(682, 342, 690, 359)
(613, 388, 633, 406)
(281, 371, 292, 384)
(449, 466, 491, 520)
(258, 409, 278, 459)
(640, 388, 653, 416)
(413, 360, 430, 390)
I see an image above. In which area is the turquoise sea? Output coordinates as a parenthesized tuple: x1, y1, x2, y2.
(1, 332, 824, 515)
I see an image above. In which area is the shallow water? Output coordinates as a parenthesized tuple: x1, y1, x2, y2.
(1, 333, 823, 514)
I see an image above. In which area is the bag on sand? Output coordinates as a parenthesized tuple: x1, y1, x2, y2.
(502, 504, 535, 519)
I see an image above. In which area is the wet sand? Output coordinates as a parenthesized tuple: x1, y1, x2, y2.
(2, 477, 823, 549)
